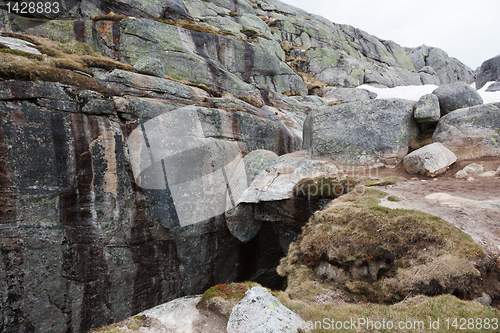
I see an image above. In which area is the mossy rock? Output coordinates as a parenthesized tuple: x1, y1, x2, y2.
(197, 282, 260, 320)
(278, 189, 486, 303)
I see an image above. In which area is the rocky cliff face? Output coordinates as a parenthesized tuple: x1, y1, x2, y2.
(0, 0, 482, 332)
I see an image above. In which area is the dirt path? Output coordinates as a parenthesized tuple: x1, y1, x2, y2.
(372, 158, 500, 260)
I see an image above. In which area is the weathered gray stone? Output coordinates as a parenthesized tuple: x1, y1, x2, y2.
(418, 66, 440, 85)
(94, 69, 199, 100)
(433, 102, 500, 159)
(79, 90, 116, 115)
(304, 99, 419, 166)
(382, 40, 416, 72)
(89, 0, 189, 19)
(476, 55, 500, 90)
(133, 56, 167, 77)
(237, 151, 339, 204)
(138, 295, 227, 332)
(117, 18, 306, 96)
(0, 80, 71, 101)
(320, 87, 377, 103)
(407, 45, 475, 84)
(432, 82, 483, 115)
(227, 286, 307, 333)
(414, 94, 440, 124)
(463, 163, 484, 174)
(226, 203, 261, 243)
(403, 142, 457, 177)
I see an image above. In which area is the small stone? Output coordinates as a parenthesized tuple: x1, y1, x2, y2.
(463, 163, 483, 174)
(473, 293, 492, 306)
(467, 177, 475, 181)
(454, 170, 468, 179)
(496, 167, 500, 176)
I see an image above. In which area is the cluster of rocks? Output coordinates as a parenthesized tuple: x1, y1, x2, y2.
(454, 163, 500, 181)
(476, 55, 500, 91)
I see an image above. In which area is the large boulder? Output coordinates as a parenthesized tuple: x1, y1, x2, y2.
(303, 99, 419, 166)
(227, 286, 307, 333)
(403, 142, 457, 177)
(432, 82, 483, 115)
(433, 102, 500, 159)
(413, 94, 440, 124)
(476, 55, 500, 90)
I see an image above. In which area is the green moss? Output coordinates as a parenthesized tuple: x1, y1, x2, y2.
(197, 282, 260, 320)
(278, 189, 485, 303)
(294, 176, 358, 200)
(92, 13, 129, 21)
(200, 282, 258, 301)
(387, 195, 400, 202)
(365, 176, 407, 187)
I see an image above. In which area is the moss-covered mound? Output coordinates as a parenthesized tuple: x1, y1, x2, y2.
(277, 189, 486, 303)
(197, 282, 260, 319)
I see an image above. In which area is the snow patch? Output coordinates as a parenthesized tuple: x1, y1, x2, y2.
(357, 84, 438, 101)
(477, 81, 500, 104)
(357, 82, 500, 104)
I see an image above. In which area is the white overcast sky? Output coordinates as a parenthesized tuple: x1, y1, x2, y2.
(281, 0, 500, 69)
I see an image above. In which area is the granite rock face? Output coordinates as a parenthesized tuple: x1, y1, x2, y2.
(304, 99, 419, 166)
(0, 78, 301, 332)
(0, 0, 489, 331)
(407, 45, 475, 85)
(5, 0, 474, 92)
